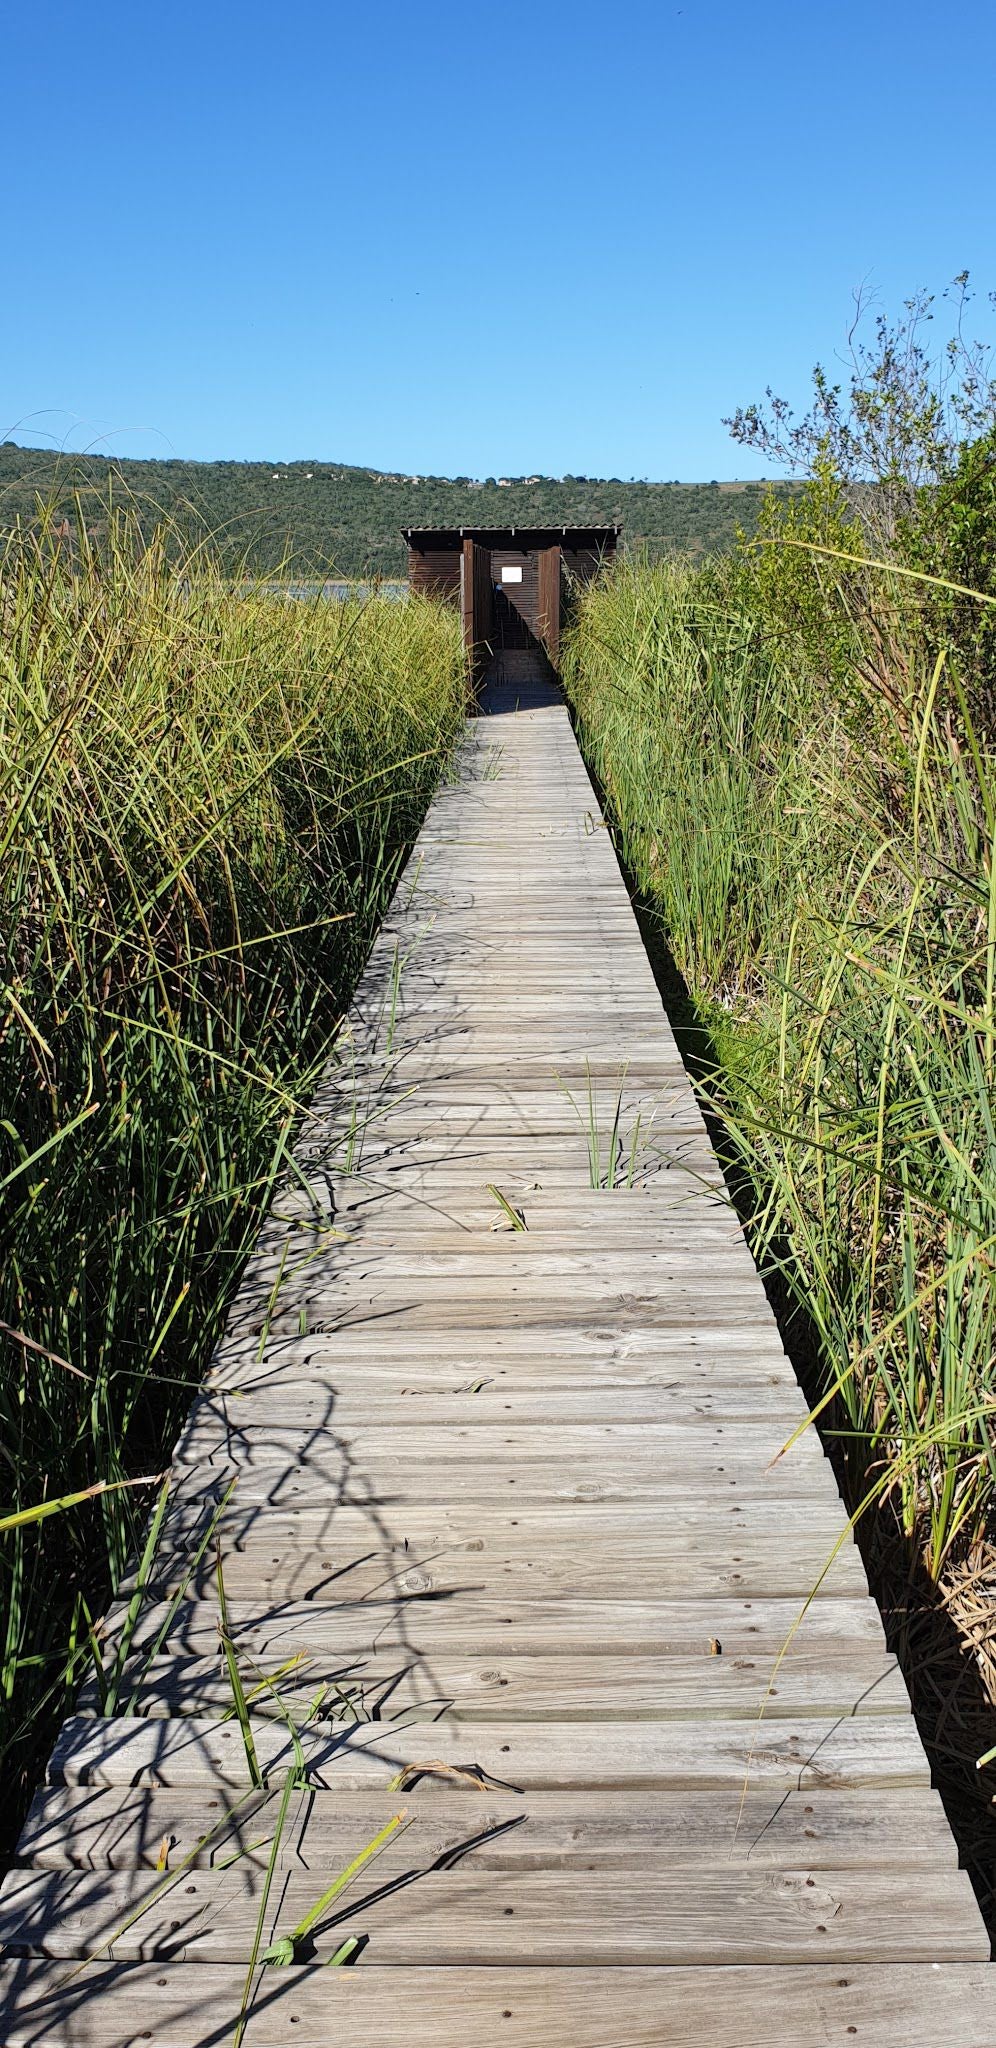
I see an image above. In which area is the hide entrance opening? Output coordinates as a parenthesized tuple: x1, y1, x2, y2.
(404, 525, 620, 685)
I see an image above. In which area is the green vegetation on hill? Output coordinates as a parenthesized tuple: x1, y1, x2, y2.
(0, 441, 795, 576)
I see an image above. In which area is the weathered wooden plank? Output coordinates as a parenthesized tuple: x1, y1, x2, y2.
(241, 1249, 764, 1283)
(135, 1511, 870, 1602)
(256, 1179, 736, 1211)
(165, 1464, 852, 1521)
(251, 1291, 762, 1334)
(142, 1485, 841, 1535)
(251, 1202, 748, 1238)
(212, 1314, 788, 1352)
(297, 1112, 707, 1141)
(2, 1864, 986, 1964)
(316, 1089, 686, 1118)
(163, 1479, 856, 1537)
(18, 1783, 957, 1874)
(133, 1548, 868, 1609)
(288, 1155, 725, 1187)
(195, 1375, 806, 1420)
(292, 1151, 727, 1187)
(85, 1648, 908, 1724)
(48, 1714, 933, 1792)
(357, 957, 663, 974)
(208, 1326, 791, 1369)
(187, 1382, 807, 1425)
(205, 1354, 794, 1402)
(249, 1221, 748, 1251)
(104, 1593, 888, 1662)
(7, 1961, 994, 2048)
(166, 1417, 831, 1468)
(168, 1441, 832, 1498)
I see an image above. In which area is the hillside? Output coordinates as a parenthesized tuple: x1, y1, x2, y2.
(0, 442, 796, 578)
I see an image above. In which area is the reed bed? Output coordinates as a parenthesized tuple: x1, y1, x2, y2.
(564, 552, 996, 1907)
(0, 512, 464, 1845)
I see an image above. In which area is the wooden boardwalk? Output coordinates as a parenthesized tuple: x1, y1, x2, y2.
(0, 667, 990, 2043)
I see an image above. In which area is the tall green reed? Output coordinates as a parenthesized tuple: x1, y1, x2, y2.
(564, 554, 996, 1587)
(0, 509, 464, 1841)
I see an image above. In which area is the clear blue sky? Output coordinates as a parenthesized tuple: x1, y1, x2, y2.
(6, 0, 995, 479)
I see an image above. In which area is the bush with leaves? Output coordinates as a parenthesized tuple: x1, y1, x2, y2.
(732, 454, 866, 699)
(899, 426, 996, 723)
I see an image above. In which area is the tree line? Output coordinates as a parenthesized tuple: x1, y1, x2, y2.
(0, 443, 795, 578)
